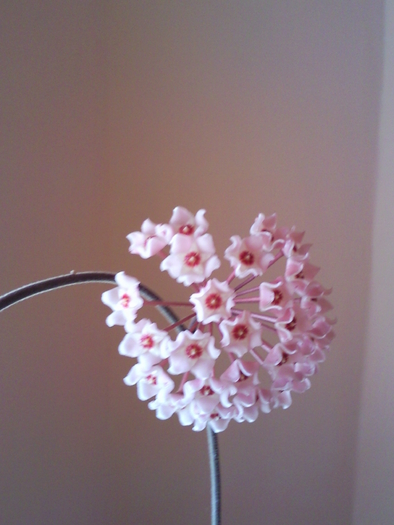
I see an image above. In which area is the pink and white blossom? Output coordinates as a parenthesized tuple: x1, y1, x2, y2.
(259, 278, 293, 313)
(219, 311, 262, 357)
(102, 208, 335, 432)
(219, 360, 259, 408)
(123, 364, 174, 401)
(119, 319, 170, 369)
(180, 402, 235, 432)
(249, 212, 278, 237)
(169, 206, 208, 237)
(148, 391, 186, 420)
(224, 235, 274, 278)
(101, 272, 143, 327)
(249, 212, 291, 251)
(167, 330, 220, 379)
(127, 219, 173, 258)
(160, 233, 220, 286)
(284, 258, 320, 294)
(190, 278, 235, 324)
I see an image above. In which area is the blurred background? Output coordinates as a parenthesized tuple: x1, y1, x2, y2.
(0, 1, 393, 523)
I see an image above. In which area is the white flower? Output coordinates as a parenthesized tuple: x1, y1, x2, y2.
(101, 272, 143, 327)
(123, 364, 174, 401)
(169, 206, 208, 237)
(127, 219, 172, 258)
(119, 319, 170, 369)
(219, 311, 262, 357)
(190, 279, 235, 324)
(160, 233, 220, 286)
(167, 330, 220, 379)
(224, 235, 274, 278)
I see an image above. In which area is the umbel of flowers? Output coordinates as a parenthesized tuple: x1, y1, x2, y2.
(102, 207, 334, 432)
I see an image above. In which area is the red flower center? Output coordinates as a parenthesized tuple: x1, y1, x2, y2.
(146, 374, 157, 385)
(200, 385, 214, 396)
(205, 293, 222, 310)
(179, 224, 194, 235)
(140, 334, 154, 349)
(184, 251, 201, 267)
(238, 371, 248, 382)
(279, 353, 289, 366)
(285, 317, 297, 331)
(239, 250, 255, 265)
(186, 343, 203, 359)
(120, 293, 130, 307)
(232, 324, 248, 340)
(272, 289, 283, 305)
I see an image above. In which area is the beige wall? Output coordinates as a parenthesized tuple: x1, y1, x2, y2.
(0, 2, 389, 524)
(0, 2, 113, 524)
(353, 1, 394, 523)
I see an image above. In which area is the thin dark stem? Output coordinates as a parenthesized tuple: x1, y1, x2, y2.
(207, 425, 221, 525)
(0, 271, 181, 329)
(0, 271, 117, 311)
(0, 271, 221, 525)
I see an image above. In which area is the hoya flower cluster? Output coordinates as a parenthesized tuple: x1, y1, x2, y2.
(102, 207, 334, 432)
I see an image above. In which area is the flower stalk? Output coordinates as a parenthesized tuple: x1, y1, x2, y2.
(0, 271, 221, 525)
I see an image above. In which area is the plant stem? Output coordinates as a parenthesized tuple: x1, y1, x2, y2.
(0, 271, 221, 525)
(207, 425, 221, 525)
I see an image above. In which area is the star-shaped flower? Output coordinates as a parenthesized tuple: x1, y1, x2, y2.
(101, 272, 143, 327)
(224, 235, 274, 278)
(123, 364, 174, 401)
(167, 330, 220, 379)
(169, 206, 208, 237)
(219, 311, 262, 357)
(118, 319, 170, 369)
(160, 233, 220, 286)
(190, 278, 235, 324)
(259, 278, 293, 313)
(127, 219, 172, 258)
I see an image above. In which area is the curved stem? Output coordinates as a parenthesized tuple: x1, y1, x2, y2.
(0, 271, 117, 311)
(0, 271, 221, 525)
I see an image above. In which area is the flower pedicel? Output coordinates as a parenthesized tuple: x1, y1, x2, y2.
(102, 207, 335, 432)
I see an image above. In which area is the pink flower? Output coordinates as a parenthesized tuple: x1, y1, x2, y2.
(219, 311, 262, 357)
(179, 402, 235, 432)
(127, 219, 172, 258)
(190, 278, 235, 324)
(102, 207, 335, 432)
(101, 272, 143, 327)
(259, 278, 293, 313)
(177, 377, 224, 423)
(270, 389, 293, 410)
(119, 319, 170, 369)
(169, 206, 208, 237)
(160, 233, 221, 286)
(274, 304, 331, 343)
(285, 258, 320, 294)
(224, 235, 274, 278)
(123, 364, 174, 401)
(249, 212, 278, 237)
(148, 392, 186, 420)
(176, 378, 227, 430)
(167, 330, 220, 379)
(219, 360, 259, 408)
(249, 212, 291, 251)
